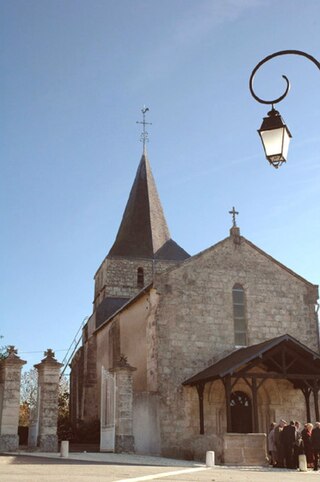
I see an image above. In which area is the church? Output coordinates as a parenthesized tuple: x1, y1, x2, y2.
(70, 121, 320, 464)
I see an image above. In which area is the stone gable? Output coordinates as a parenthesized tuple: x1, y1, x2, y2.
(154, 234, 318, 385)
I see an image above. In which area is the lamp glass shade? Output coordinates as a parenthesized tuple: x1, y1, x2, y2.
(259, 126, 291, 167)
(258, 109, 292, 168)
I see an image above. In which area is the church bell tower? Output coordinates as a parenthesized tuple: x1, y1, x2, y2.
(93, 108, 189, 329)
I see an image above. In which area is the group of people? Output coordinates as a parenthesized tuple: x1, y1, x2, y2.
(268, 419, 320, 470)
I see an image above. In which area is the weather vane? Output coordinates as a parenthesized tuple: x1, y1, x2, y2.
(136, 106, 152, 152)
(229, 207, 239, 227)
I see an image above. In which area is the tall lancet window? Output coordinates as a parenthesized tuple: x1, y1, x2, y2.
(232, 284, 247, 346)
(137, 267, 144, 288)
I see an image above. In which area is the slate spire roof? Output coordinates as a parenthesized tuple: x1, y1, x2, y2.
(108, 151, 189, 260)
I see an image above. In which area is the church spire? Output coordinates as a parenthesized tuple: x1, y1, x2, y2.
(108, 108, 189, 261)
(108, 148, 171, 259)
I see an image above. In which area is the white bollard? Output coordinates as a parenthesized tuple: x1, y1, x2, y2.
(60, 440, 69, 458)
(206, 451, 215, 467)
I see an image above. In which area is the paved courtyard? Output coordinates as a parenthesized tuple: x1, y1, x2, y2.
(1, 452, 320, 482)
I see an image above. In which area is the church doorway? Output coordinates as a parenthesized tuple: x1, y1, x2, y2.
(230, 391, 253, 433)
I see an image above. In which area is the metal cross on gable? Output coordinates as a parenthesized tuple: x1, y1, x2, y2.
(136, 106, 152, 152)
(229, 206, 239, 227)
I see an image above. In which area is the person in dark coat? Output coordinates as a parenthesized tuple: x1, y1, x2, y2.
(312, 422, 320, 471)
(274, 419, 286, 467)
(282, 420, 296, 468)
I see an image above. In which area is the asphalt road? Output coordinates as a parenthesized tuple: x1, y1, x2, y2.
(0, 454, 318, 482)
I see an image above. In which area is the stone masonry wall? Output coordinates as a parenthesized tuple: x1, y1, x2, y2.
(35, 351, 63, 452)
(153, 235, 319, 459)
(0, 348, 26, 452)
(93, 257, 182, 309)
(223, 433, 268, 465)
(111, 363, 136, 453)
(72, 255, 176, 427)
(83, 335, 98, 421)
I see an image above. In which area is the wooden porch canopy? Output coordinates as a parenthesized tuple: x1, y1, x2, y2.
(183, 334, 320, 434)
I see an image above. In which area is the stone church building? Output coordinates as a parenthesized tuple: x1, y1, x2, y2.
(70, 146, 320, 463)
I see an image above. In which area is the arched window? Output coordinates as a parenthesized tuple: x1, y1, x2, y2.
(232, 284, 247, 346)
(137, 267, 144, 288)
(230, 391, 252, 433)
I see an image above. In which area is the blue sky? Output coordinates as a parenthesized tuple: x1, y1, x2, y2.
(1, 0, 320, 371)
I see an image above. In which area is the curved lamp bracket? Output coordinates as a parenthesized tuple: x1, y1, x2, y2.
(249, 50, 320, 106)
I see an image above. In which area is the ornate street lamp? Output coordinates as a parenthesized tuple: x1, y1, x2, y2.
(257, 107, 292, 169)
(249, 50, 320, 168)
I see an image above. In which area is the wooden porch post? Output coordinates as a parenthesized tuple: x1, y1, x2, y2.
(301, 387, 311, 423)
(313, 381, 320, 422)
(196, 383, 205, 435)
(251, 377, 259, 433)
(224, 375, 232, 432)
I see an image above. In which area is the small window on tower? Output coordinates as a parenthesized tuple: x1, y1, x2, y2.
(137, 267, 144, 288)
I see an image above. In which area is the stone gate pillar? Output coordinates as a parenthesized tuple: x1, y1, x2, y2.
(110, 355, 136, 453)
(0, 346, 26, 451)
(34, 349, 63, 452)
